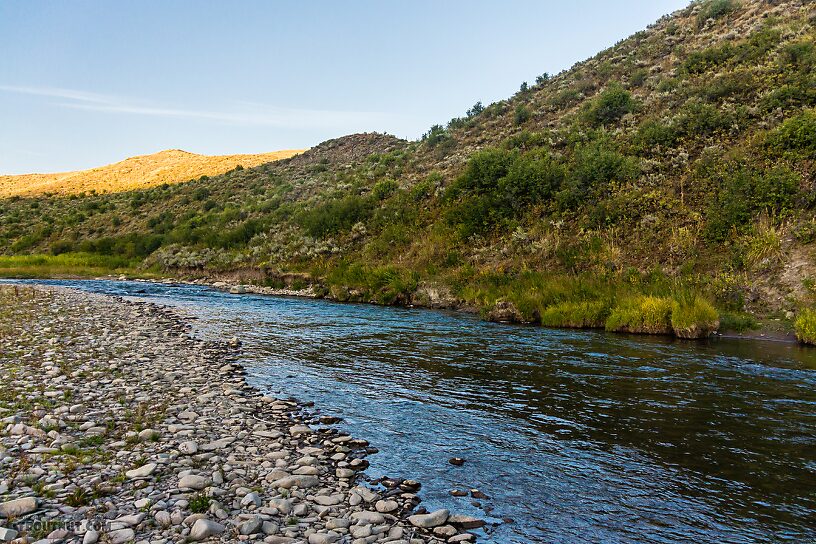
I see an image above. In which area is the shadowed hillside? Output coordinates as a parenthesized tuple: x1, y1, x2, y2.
(2, 0, 815, 338)
(0, 148, 304, 197)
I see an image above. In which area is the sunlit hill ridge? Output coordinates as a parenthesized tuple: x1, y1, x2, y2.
(0, 148, 304, 197)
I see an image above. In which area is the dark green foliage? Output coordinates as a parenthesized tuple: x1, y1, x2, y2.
(780, 40, 816, 71)
(583, 84, 636, 126)
(557, 139, 640, 209)
(467, 101, 484, 117)
(422, 124, 450, 147)
(631, 119, 679, 153)
(697, 0, 736, 26)
(445, 148, 564, 237)
(535, 73, 550, 85)
(705, 165, 800, 241)
(682, 44, 736, 74)
(298, 195, 374, 238)
(677, 100, 737, 136)
(372, 178, 399, 200)
(514, 104, 531, 125)
(765, 110, 816, 159)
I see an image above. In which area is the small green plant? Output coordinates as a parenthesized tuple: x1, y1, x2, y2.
(794, 309, 816, 345)
(189, 493, 211, 514)
(65, 488, 91, 507)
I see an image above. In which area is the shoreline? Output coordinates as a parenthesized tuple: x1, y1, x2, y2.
(0, 285, 481, 543)
(1, 271, 800, 346)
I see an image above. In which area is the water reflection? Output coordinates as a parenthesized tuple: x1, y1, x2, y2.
(7, 279, 815, 543)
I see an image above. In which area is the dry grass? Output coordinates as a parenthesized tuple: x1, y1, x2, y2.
(0, 148, 304, 197)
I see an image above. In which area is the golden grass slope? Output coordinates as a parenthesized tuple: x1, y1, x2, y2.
(0, 148, 304, 197)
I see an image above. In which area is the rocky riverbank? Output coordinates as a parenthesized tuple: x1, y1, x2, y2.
(0, 285, 481, 543)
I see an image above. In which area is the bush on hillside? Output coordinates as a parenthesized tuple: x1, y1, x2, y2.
(557, 139, 640, 209)
(298, 195, 374, 238)
(765, 110, 816, 159)
(514, 104, 531, 125)
(705, 165, 799, 241)
(584, 84, 637, 126)
(697, 0, 737, 27)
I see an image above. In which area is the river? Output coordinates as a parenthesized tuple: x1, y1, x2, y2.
(7, 279, 816, 543)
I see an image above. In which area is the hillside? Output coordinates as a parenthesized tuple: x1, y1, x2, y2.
(1, 0, 815, 338)
(0, 148, 304, 197)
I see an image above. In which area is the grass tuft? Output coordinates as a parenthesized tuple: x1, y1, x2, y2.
(795, 309, 816, 345)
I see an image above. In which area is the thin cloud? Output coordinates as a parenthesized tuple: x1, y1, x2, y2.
(0, 84, 400, 129)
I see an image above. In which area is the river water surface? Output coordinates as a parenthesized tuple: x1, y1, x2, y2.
(8, 279, 816, 543)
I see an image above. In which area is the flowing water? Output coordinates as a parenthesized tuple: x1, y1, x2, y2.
(7, 279, 816, 543)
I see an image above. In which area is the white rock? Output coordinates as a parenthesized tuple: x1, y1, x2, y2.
(0, 497, 37, 517)
(125, 463, 157, 479)
(408, 508, 449, 528)
(178, 474, 211, 490)
(190, 519, 225, 541)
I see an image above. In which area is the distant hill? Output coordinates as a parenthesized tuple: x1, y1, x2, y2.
(0, 148, 304, 197)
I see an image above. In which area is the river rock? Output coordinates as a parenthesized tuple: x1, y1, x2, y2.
(190, 519, 225, 540)
(449, 514, 486, 528)
(0, 527, 19, 541)
(270, 475, 319, 489)
(179, 474, 211, 490)
(409, 508, 449, 528)
(0, 497, 38, 517)
(125, 463, 156, 479)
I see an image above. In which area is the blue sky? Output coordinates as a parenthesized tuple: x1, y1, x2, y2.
(0, 0, 689, 174)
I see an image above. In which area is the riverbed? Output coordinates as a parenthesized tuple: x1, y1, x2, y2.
(7, 279, 816, 543)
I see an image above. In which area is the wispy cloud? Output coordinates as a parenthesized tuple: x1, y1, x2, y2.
(0, 84, 400, 129)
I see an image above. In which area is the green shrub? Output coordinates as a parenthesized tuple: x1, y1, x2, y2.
(584, 84, 637, 126)
(558, 139, 640, 208)
(705, 165, 799, 241)
(539, 300, 610, 328)
(697, 0, 737, 26)
(765, 110, 816, 159)
(631, 119, 679, 153)
(779, 40, 816, 72)
(719, 311, 759, 332)
(422, 124, 451, 148)
(794, 309, 816, 345)
(372, 178, 399, 200)
(605, 296, 674, 334)
(298, 195, 374, 238)
(671, 296, 720, 338)
(514, 104, 531, 125)
(682, 43, 736, 74)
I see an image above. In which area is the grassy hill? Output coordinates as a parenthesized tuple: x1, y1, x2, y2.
(0, 148, 303, 197)
(2, 0, 815, 339)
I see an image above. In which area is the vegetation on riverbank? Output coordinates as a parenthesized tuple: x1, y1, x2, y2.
(0, 253, 141, 278)
(795, 309, 816, 345)
(1, 1, 815, 340)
